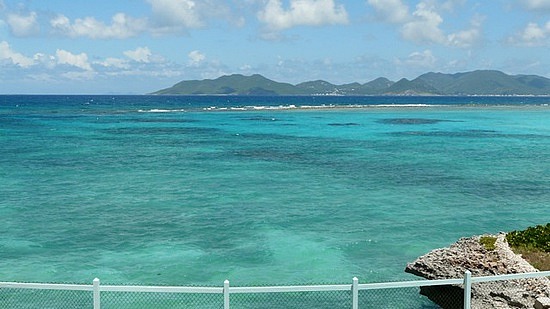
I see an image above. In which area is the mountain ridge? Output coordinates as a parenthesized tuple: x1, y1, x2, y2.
(152, 70, 550, 96)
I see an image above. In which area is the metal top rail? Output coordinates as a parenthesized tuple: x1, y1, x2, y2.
(2, 270, 549, 309)
(0, 281, 93, 291)
(1, 270, 549, 293)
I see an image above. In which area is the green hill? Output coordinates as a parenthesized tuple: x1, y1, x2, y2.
(294, 80, 365, 95)
(153, 74, 305, 95)
(416, 70, 550, 95)
(152, 71, 550, 95)
(385, 78, 440, 95)
(357, 77, 394, 95)
(295, 80, 339, 94)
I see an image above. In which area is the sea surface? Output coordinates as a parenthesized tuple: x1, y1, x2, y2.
(1, 95, 549, 291)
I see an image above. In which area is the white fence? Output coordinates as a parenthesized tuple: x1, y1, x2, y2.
(1, 271, 549, 309)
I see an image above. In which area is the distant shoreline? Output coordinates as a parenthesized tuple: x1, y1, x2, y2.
(150, 93, 550, 97)
(2, 94, 550, 97)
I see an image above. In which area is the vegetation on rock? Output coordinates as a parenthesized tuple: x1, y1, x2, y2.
(479, 236, 497, 251)
(506, 223, 550, 271)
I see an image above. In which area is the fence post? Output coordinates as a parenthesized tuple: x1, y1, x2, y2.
(93, 278, 100, 309)
(224, 279, 230, 309)
(463, 271, 471, 309)
(352, 277, 359, 309)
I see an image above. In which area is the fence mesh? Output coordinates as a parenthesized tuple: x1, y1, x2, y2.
(229, 289, 351, 309)
(359, 286, 442, 309)
(417, 285, 463, 309)
(101, 291, 223, 309)
(2, 274, 548, 309)
(0, 285, 443, 309)
(0, 287, 92, 309)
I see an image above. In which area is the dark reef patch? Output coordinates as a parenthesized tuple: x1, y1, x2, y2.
(129, 118, 200, 124)
(377, 118, 452, 125)
(389, 130, 548, 139)
(102, 126, 220, 136)
(239, 116, 279, 121)
(328, 123, 360, 126)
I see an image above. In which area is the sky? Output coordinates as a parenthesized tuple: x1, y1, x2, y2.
(1, 0, 550, 94)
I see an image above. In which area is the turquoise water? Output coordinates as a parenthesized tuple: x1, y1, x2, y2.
(1, 95, 549, 288)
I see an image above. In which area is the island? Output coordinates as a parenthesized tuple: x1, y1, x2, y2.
(152, 70, 550, 96)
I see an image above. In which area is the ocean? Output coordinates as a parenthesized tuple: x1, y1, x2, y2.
(1, 95, 549, 290)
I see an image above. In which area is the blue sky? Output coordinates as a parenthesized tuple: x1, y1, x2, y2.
(1, 0, 549, 94)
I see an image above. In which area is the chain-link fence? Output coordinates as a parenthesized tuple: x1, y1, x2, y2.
(0, 284, 92, 309)
(1, 271, 549, 309)
(100, 291, 223, 309)
(359, 286, 442, 308)
(229, 289, 352, 308)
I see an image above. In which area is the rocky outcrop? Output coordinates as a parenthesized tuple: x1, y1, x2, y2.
(405, 233, 550, 308)
(535, 297, 550, 309)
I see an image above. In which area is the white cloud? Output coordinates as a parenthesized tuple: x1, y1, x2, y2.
(102, 66, 184, 79)
(96, 57, 131, 69)
(146, 0, 215, 33)
(391, 49, 439, 79)
(33, 53, 56, 69)
(0, 1, 234, 42)
(447, 15, 483, 48)
(447, 27, 480, 47)
(200, 68, 229, 80)
(258, 0, 348, 31)
(144, 0, 236, 35)
(50, 13, 147, 39)
(188, 50, 205, 65)
(27, 73, 56, 82)
(368, 0, 482, 48)
(240, 64, 253, 71)
(367, 0, 409, 23)
(0, 41, 34, 67)
(403, 49, 437, 67)
(61, 70, 97, 80)
(521, 0, 550, 10)
(124, 47, 152, 63)
(401, 2, 446, 44)
(49, 15, 70, 31)
(508, 21, 550, 46)
(56, 49, 93, 71)
(6, 12, 39, 36)
(440, 0, 466, 11)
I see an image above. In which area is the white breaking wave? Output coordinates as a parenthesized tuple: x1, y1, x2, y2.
(202, 104, 439, 111)
(138, 109, 186, 113)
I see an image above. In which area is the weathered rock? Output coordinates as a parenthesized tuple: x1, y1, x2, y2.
(405, 233, 550, 308)
(535, 297, 550, 309)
